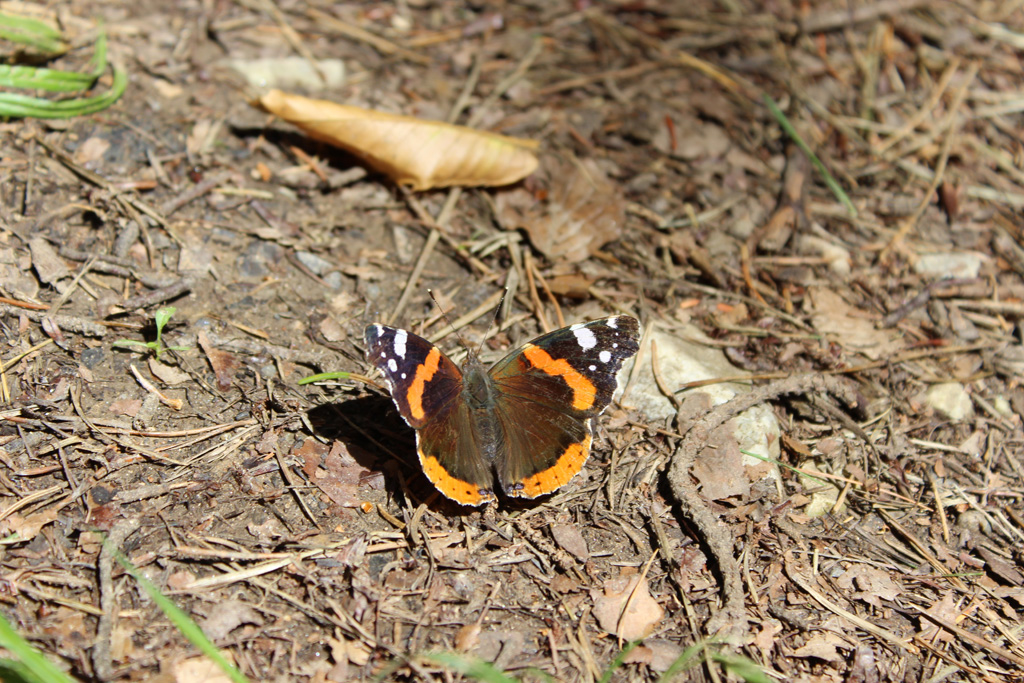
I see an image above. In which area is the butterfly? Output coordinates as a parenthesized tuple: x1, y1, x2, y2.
(364, 316, 640, 506)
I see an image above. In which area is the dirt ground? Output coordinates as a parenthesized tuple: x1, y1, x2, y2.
(2, 1, 1024, 681)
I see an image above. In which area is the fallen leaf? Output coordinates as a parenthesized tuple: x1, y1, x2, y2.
(551, 523, 590, 561)
(305, 440, 381, 508)
(920, 593, 959, 643)
(173, 653, 235, 683)
(197, 330, 239, 391)
(499, 158, 625, 263)
(792, 632, 849, 662)
(109, 397, 143, 417)
(691, 421, 750, 501)
(72, 136, 110, 167)
(591, 574, 664, 640)
(807, 287, 902, 360)
(1, 508, 59, 541)
(256, 89, 538, 191)
(199, 600, 264, 641)
(149, 357, 191, 385)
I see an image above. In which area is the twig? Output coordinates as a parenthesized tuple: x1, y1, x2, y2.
(667, 373, 862, 637)
(94, 518, 142, 681)
(0, 304, 107, 337)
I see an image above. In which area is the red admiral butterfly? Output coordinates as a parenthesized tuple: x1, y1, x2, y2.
(364, 316, 640, 506)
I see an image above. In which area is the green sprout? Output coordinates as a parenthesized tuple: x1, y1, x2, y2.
(0, 13, 127, 119)
(112, 307, 189, 361)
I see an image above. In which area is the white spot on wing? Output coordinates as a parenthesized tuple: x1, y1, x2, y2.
(394, 329, 408, 358)
(574, 326, 597, 350)
(387, 358, 398, 373)
(606, 317, 618, 329)
(380, 352, 386, 358)
(401, 373, 407, 379)
(589, 364, 597, 371)
(599, 350, 612, 363)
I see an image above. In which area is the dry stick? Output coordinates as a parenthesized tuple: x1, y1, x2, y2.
(257, 0, 329, 87)
(305, 7, 429, 65)
(466, 36, 544, 128)
(94, 518, 142, 681)
(0, 304, 107, 337)
(530, 263, 564, 328)
(799, 0, 933, 34)
(275, 448, 321, 531)
(116, 278, 193, 312)
(447, 52, 483, 125)
(666, 373, 861, 637)
(784, 551, 917, 653)
(389, 225, 441, 325)
(158, 170, 232, 217)
(523, 250, 551, 333)
(875, 57, 961, 155)
(882, 61, 979, 258)
(425, 289, 505, 344)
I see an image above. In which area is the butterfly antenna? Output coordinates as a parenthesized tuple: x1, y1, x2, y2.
(476, 288, 507, 357)
(428, 289, 472, 352)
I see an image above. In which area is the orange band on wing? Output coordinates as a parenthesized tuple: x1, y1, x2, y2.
(408, 347, 442, 420)
(522, 344, 596, 411)
(420, 453, 493, 506)
(516, 435, 592, 498)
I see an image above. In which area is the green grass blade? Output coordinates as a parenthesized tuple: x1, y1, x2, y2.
(763, 94, 857, 217)
(0, 612, 78, 683)
(0, 65, 99, 92)
(298, 371, 352, 385)
(598, 641, 640, 683)
(0, 13, 67, 54)
(84, 28, 108, 79)
(108, 542, 251, 683)
(0, 23, 108, 92)
(0, 63, 127, 118)
(655, 641, 705, 682)
(711, 653, 771, 683)
(424, 652, 518, 683)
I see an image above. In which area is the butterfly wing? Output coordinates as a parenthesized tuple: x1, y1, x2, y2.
(364, 324, 496, 505)
(487, 316, 640, 498)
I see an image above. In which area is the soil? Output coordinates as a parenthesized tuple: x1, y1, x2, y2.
(2, 1, 1024, 682)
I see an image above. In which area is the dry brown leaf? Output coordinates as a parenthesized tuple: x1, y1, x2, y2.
(197, 330, 238, 391)
(1, 508, 59, 542)
(551, 523, 590, 561)
(301, 439, 380, 508)
(149, 357, 191, 385)
(807, 287, 903, 360)
(591, 575, 664, 640)
(256, 89, 539, 191)
(498, 158, 625, 263)
(173, 653, 235, 683)
(199, 600, 264, 641)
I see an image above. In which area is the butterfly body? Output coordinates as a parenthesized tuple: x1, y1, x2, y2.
(364, 316, 640, 506)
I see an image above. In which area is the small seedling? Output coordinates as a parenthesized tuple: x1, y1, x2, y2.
(112, 307, 189, 361)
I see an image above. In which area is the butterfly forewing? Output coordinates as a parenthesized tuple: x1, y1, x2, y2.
(364, 324, 462, 428)
(488, 316, 640, 497)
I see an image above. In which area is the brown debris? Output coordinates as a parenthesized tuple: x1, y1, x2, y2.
(2, 1, 1023, 681)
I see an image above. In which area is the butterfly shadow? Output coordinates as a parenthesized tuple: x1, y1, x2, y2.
(306, 397, 486, 517)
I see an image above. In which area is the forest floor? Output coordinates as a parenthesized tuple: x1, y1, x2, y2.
(1, 1, 1024, 681)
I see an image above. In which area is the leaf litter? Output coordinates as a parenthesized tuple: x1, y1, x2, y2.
(0, 1, 1023, 682)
